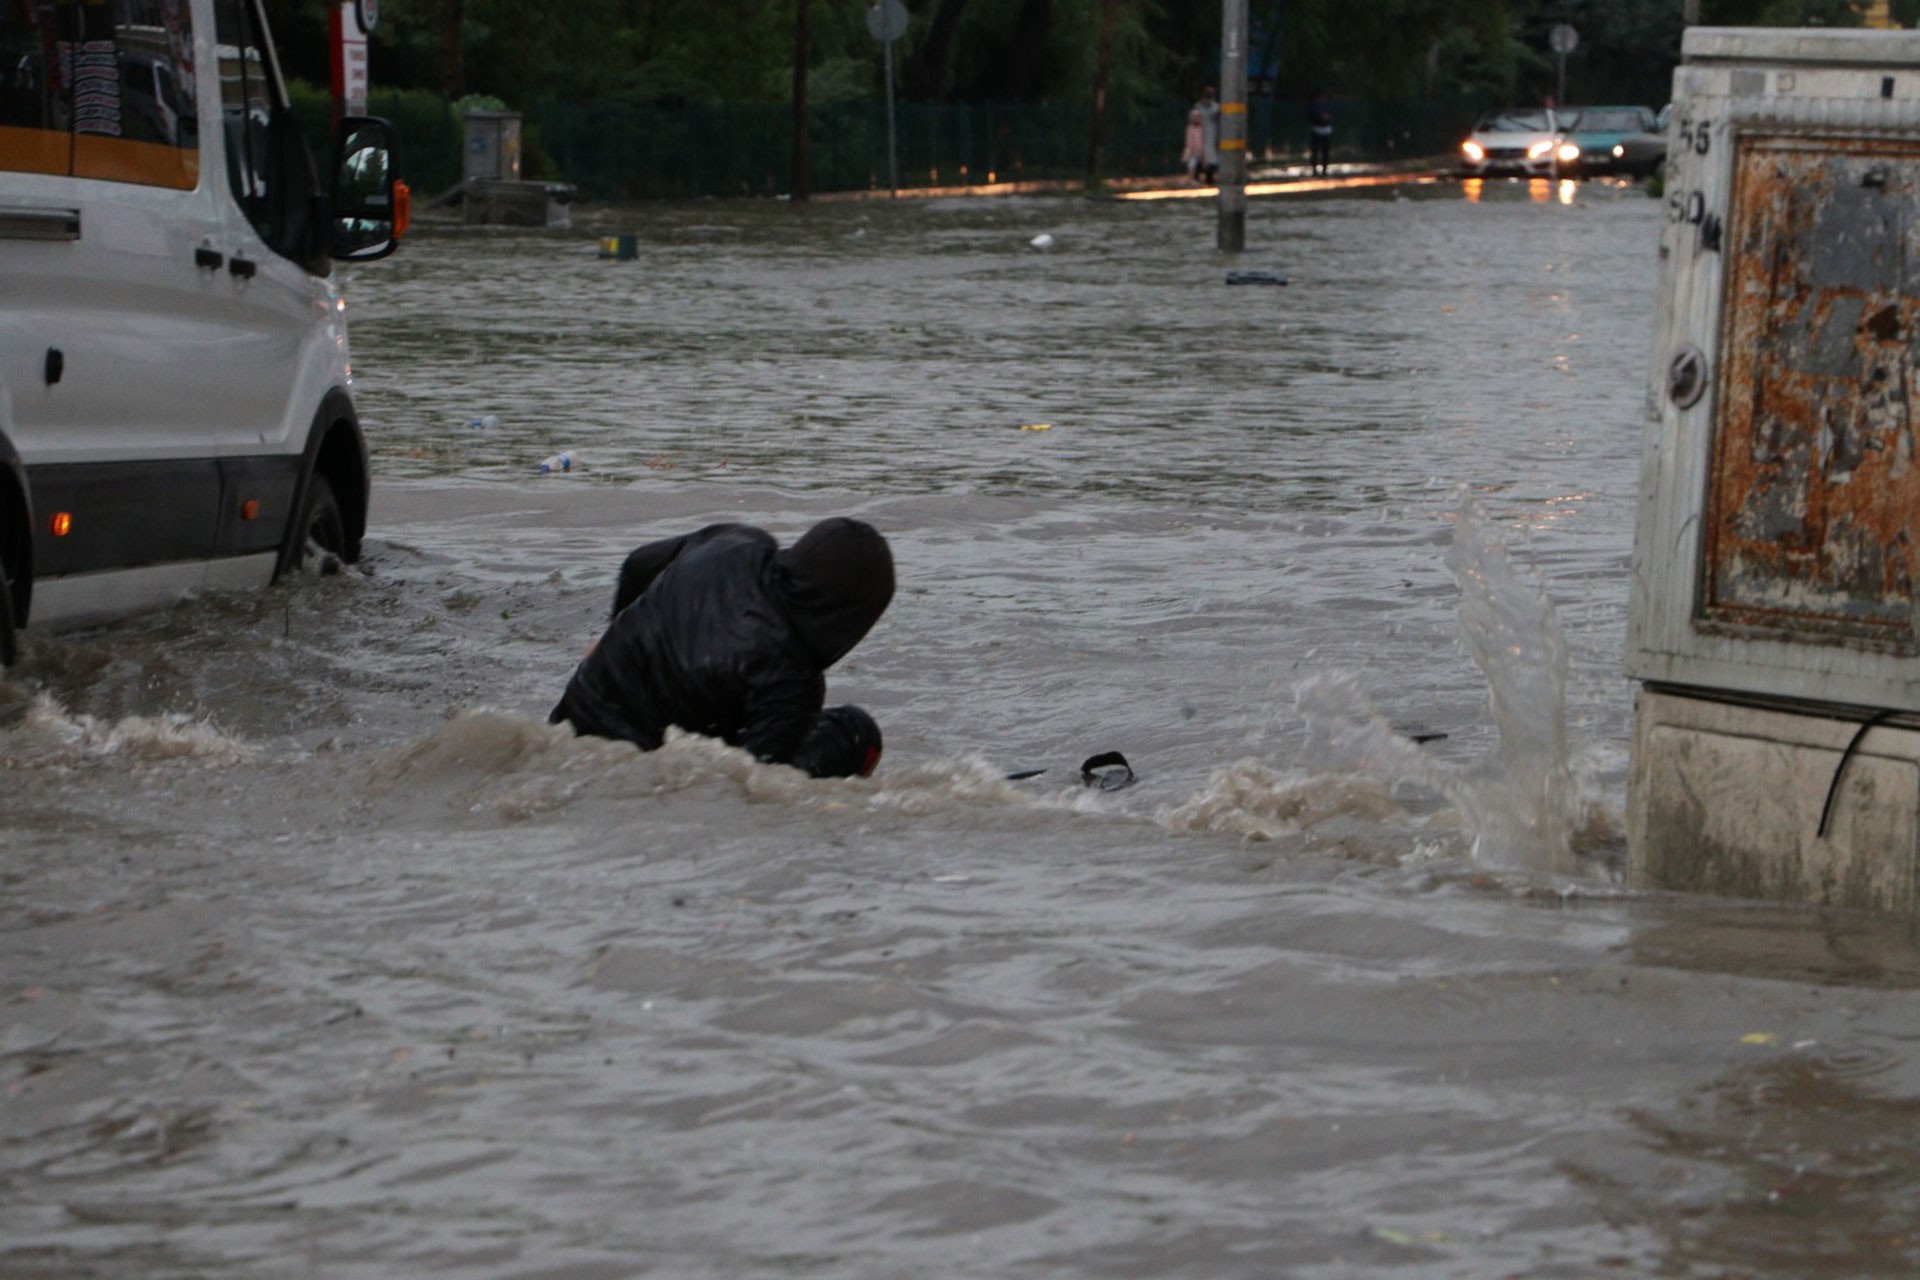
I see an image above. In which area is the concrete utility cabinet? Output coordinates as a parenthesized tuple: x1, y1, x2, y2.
(463, 110, 522, 183)
(1629, 28, 1920, 914)
(457, 110, 571, 229)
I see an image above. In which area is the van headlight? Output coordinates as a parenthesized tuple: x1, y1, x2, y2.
(1556, 142, 1581, 163)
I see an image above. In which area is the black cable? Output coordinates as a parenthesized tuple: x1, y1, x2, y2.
(1817, 708, 1899, 840)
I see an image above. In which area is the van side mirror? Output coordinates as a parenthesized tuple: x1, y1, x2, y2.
(329, 116, 407, 261)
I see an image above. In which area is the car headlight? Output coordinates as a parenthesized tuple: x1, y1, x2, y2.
(1527, 140, 1553, 160)
(1462, 141, 1485, 162)
(1556, 142, 1581, 163)
(1612, 143, 1625, 158)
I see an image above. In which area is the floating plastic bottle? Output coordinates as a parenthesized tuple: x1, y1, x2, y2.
(467, 414, 499, 430)
(539, 452, 572, 474)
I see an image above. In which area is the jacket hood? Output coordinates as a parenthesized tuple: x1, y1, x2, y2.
(771, 518, 895, 667)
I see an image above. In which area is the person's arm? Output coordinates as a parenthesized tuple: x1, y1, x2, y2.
(733, 666, 825, 766)
(613, 523, 763, 618)
(612, 535, 690, 618)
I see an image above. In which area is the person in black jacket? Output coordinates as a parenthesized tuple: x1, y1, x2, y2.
(550, 518, 893, 778)
(1307, 89, 1334, 177)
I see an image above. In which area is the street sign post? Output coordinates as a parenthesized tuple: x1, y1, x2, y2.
(1550, 23, 1578, 109)
(866, 0, 907, 197)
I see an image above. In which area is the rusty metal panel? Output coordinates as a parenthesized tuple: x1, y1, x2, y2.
(1703, 134, 1920, 652)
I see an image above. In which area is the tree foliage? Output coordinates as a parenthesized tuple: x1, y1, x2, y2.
(263, 0, 1879, 112)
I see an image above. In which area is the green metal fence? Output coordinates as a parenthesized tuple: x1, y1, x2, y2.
(299, 92, 1483, 203)
(530, 94, 1482, 200)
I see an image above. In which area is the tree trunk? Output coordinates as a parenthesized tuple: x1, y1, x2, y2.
(1085, 0, 1118, 189)
(1005, 0, 1051, 100)
(440, 0, 464, 98)
(791, 0, 811, 200)
(903, 0, 971, 100)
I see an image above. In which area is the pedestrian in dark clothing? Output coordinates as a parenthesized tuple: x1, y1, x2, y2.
(1307, 89, 1333, 176)
(551, 518, 894, 778)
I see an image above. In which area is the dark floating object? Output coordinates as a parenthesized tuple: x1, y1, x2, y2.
(1225, 270, 1290, 287)
(1080, 751, 1136, 792)
(1004, 751, 1137, 791)
(1395, 724, 1450, 744)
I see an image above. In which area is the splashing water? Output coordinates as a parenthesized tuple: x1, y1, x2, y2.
(1441, 489, 1583, 872)
(1167, 490, 1602, 875)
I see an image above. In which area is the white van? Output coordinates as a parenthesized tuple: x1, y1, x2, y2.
(0, 0, 404, 666)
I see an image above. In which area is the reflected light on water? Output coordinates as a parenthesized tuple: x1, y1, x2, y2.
(1115, 172, 1442, 201)
(1514, 489, 1596, 530)
(1559, 179, 1578, 206)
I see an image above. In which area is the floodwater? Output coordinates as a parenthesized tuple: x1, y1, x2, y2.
(6, 179, 1920, 1278)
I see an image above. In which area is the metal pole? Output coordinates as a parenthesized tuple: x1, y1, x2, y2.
(1556, 51, 1566, 111)
(1218, 0, 1248, 251)
(884, 32, 899, 197)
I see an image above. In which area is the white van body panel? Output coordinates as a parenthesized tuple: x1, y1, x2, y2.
(28, 552, 278, 630)
(0, 0, 371, 637)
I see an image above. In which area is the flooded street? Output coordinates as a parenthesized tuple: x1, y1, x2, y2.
(5, 181, 1920, 1277)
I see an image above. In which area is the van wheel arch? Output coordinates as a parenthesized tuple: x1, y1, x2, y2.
(0, 435, 33, 665)
(277, 389, 369, 581)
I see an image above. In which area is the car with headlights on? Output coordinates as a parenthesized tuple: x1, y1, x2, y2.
(1458, 108, 1574, 178)
(1604, 104, 1672, 177)
(1558, 105, 1663, 176)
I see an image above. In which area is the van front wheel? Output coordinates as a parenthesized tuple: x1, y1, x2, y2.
(0, 558, 16, 668)
(296, 474, 346, 576)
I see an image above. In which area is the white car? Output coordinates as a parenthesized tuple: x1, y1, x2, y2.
(0, 0, 405, 665)
(1458, 108, 1576, 178)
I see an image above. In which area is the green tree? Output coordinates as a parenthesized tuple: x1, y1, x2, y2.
(1520, 0, 1686, 105)
(1272, 0, 1531, 100)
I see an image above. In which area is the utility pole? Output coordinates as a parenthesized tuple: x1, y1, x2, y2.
(792, 0, 811, 201)
(1218, 0, 1249, 251)
(1086, 0, 1118, 191)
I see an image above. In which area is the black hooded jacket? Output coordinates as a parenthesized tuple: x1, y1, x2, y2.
(550, 519, 894, 766)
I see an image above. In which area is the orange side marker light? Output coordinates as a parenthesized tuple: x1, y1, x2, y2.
(240, 499, 261, 521)
(49, 512, 71, 537)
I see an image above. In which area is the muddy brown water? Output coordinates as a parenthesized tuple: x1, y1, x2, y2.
(4, 180, 1919, 1278)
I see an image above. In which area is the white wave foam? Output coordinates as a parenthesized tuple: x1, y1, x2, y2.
(380, 713, 1056, 822)
(5, 694, 257, 766)
(1159, 755, 1407, 843)
(864, 754, 1046, 816)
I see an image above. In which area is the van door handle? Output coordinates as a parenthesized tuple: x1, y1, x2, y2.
(0, 206, 81, 240)
(195, 246, 223, 269)
(229, 256, 257, 279)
